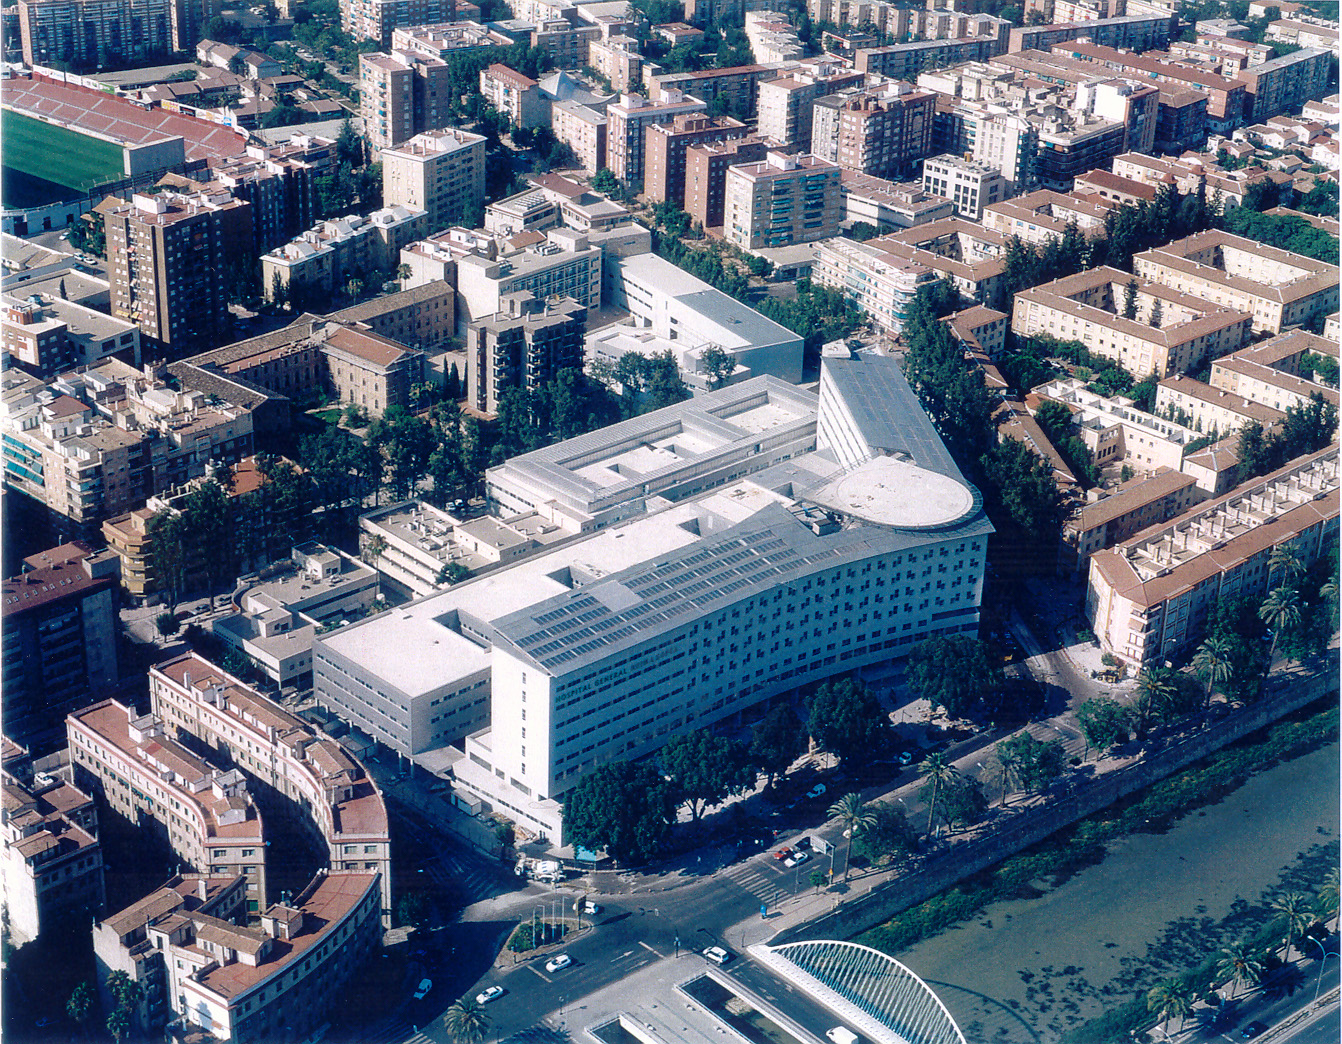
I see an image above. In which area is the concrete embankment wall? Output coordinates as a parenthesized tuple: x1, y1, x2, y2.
(774, 657, 1340, 944)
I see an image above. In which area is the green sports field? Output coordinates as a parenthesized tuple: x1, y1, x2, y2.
(2, 111, 124, 196)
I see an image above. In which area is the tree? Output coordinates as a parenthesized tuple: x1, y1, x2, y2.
(699, 344, 737, 391)
(1147, 979, 1192, 1032)
(562, 760, 674, 865)
(1267, 543, 1305, 590)
(826, 791, 877, 882)
(750, 704, 805, 788)
(156, 611, 181, 638)
(436, 562, 471, 585)
(1123, 278, 1138, 320)
(149, 510, 190, 611)
(362, 534, 388, 566)
(1191, 635, 1234, 710)
(906, 636, 1001, 720)
(659, 729, 755, 822)
(397, 262, 413, 288)
(346, 276, 364, 301)
(806, 677, 890, 767)
(1316, 865, 1339, 922)
(994, 731, 1066, 800)
(397, 890, 431, 930)
(1259, 586, 1302, 662)
(183, 479, 233, 608)
(1075, 697, 1131, 760)
(1216, 942, 1263, 999)
(919, 752, 958, 835)
(1134, 666, 1177, 735)
(107, 1007, 131, 1044)
(443, 998, 490, 1043)
(851, 802, 916, 866)
(978, 438, 1062, 543)
(591, 168, 619, 195)
(66, 981, 95, 1031)
(1273, 891, 1312, 963)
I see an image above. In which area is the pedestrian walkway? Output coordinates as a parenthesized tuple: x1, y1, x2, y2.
(416, 852, 498, 906)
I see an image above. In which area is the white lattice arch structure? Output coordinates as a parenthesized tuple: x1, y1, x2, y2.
(757, 940, 967, 1044)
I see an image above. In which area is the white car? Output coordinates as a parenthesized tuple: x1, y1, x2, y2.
(784, 850, 811, 867)
(545, 954, 572, 973)
(574, 899, 602, 914)
(475, 985, 504, 1005)
(702, 946, 732, 965)
(413, 978, 432, 1000)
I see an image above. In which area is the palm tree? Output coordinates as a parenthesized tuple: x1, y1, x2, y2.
(397, 262, 413, 289)
(1215, 941, 1263, 999)
(361, 534, 388, 567)
(1267, 543, 1305, 590)
(994, 742, 1020, 806)
(1134, 667, 1176, 735)
(1191, 635, 1234, 710)
(826, 791, 877, 882)
(1146, 978, 1192, 1033)
(1259, 587, 1302, 662)
(1317, 866, 1340, 924)
(443, 997, 490, 1044)
(1273, 891, 1313, 963)
(920, 753, 958, 836)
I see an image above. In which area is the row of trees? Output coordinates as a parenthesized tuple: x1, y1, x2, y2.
(65, 972, 142, 1043)
(1235, 394, 1338, 485)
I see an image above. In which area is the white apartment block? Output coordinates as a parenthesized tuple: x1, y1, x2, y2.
(315, 353, 991, 841)
(724, 152, 843, 251)
(148, 652, 392, 922)
(1155, 376, 1285, 437)
(920, 153, 1007, 222)
(1209, 332, 1341, 416)
(68, 700, 269, 913)
(1, 769, 105, 946)
(839, 172, 955, 230)
(381, 129, 487, 230)
(261, 206, 428, 302)
(454, 229, 603, 323)
(1133, 230, 1340, 335)
(813, 236, 939, 335)
(1088, 447, 1340, 666)
(981, 189, 1111, 246)
(1012, 266, 1253, 378)
(744, 10, 804, 64)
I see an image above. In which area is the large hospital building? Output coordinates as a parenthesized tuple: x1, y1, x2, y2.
(313, 354, 991, 841)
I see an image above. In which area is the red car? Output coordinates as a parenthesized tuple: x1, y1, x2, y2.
(774, 847, 793, 861)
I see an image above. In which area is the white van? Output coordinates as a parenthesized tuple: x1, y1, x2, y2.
(825, 1029, 858, 1044)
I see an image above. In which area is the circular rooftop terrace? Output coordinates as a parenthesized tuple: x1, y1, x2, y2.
(812, 456, 977, 531)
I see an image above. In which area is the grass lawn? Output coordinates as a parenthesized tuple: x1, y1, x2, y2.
(312, 408, 344, 424)
(1, 111, 124, 194)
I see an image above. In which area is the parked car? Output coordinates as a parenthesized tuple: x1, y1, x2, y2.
(1239, 1022, 1268, 1040)
(794, 836, 812, 850)
(898, 750, 916, 766)
(806, 783, 827, 800)
(784, 850, 811, 868)
(702, 946, 732, 965)
(545, 954, 572, 973)
(475, 985, 505, 1005)
(774, 846, 793, 861)
(413, 978, 432, 1000)
(573, 899, 601, 914)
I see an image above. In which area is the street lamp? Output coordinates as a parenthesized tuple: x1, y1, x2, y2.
(1301, 936, 1337, 1003)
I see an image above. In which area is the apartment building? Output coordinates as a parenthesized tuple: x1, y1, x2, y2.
(68, 700, 269, 911)
(531, 18, 600, 68)
(551, 101, 608, 173)
(812, 236, 938, 334)
(588, 36, 644, 93)
(1061, 468, 1201, 575)
(96, 189, 252, 355)
(724, 152, 842, 251)
(1014, 267, 1253, 378)
(18, 0, 172, 66)
(855, 35, 1007, 80)
(649, 64, 783, 120)
(1033, 377, 1201, 477)
(2, 293, 141, 379)
(149, 652, 391, 921)
(454, 228, 603, 322)
(360, 24, 512, 150)
(340, 0, 451, 45)
(314, 320, 427, 416)
(645, 114, 749, 208)
(486, 376, 818, 528)
(840, 172, 955, 230)
(381, 128, 487, 229)
(1, 766, 105, 945)
(756, 65, 865, 150)
(1155, 375, 1285, 436)
(982, 189, 1111, 245)
(1009, 12, 1173, 54)
(480, 63, 548, 129)
(93, 874, 247, 1038)
(812, 82, 936, 181)
(944, 303, 1008, 358)
(1236, 48, 1333, 122)
(466, 293, 587, 414)
(1209, 331, 1341, 415)
(1087, 447, 1340, 666)
(744, 9, 803, 64)
(685, 136, 770, 231)
(606, 91, 708, 186)
(261, 206, 427, 303)
(1155, 87, 1210, 154)
(316, 353, 991, 841)
(1133, 230, 1339, 335)
(810, 0, 1010, 41)
(920, 154, 1006, 222)
(1109, 152, 1285, 210)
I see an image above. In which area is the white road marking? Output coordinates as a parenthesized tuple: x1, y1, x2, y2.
(639, 940, 665, 958)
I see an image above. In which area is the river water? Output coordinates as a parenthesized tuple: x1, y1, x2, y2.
(895, 743, 1340, 1043)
